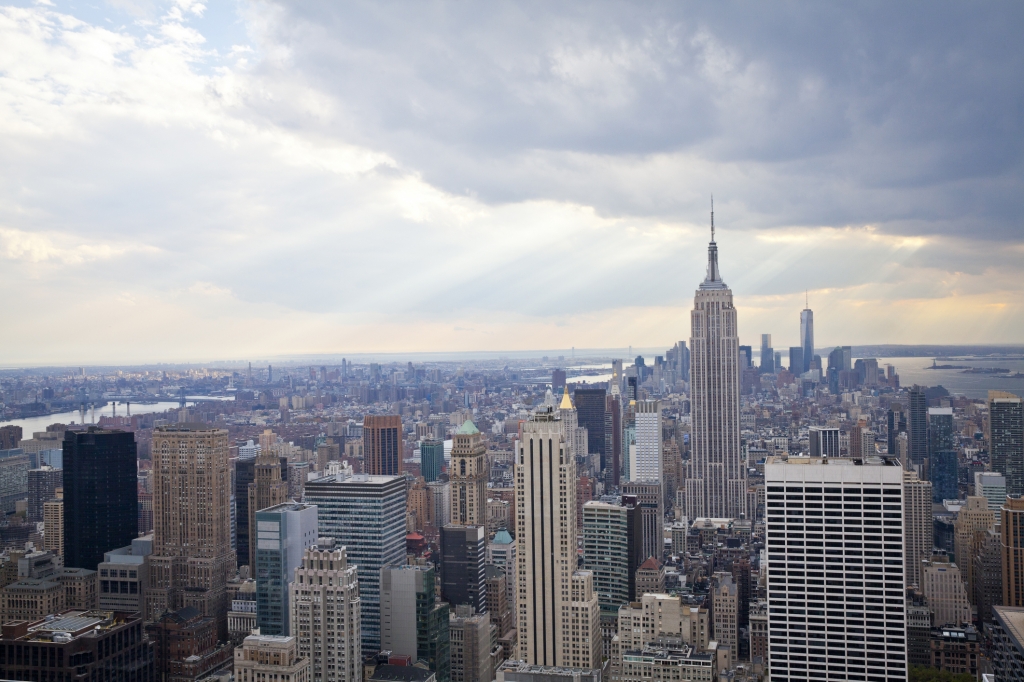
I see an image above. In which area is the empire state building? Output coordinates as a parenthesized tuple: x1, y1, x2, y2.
(685, 206, 747, 521)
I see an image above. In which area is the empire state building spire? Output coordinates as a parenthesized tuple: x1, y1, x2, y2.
(701, 196, 726, 290)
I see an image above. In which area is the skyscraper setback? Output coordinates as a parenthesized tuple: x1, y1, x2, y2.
(686, 210, 747, 521)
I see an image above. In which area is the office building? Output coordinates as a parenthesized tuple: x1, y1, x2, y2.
(0, 425, 22, 450)
(973, 528, 1003, 625)
(922, 555, 972, 626)
(494, 661, 601, 682)
(615, 594, 709, 653)
(619, 644, 715, 682)
(903, 471, 933, 589)
(449, 605, 493, 682)
(686, 219, 746, 521)
(487, 529, 516, 616)
(976, 472, 1008, 528)
(43, 497, 63, 558)
(990, 605, 1024, 681)
(255, 503, 318, 636)
(290, 539, 361, 682)
(929, 407, 958, 501)
(807, 427, 840, 458)
(515, 407, 601, 669)
(440, 524, 486, 613)
(450, 421, 487, 526)
(621, 482, 663, 564)
(887, 406, 906, 456)
(364, 415, 403, 476)
(991, 392, 1024, 497)
(421, 440, 445, 483)
(635, 557, 665, 596)
(907, 386, 929, 469)
(248, 452, 291, 569)
(234, 634, 310, 682)
(630, 400, 662, 482)
(98, 535, 152, 613)
(0, 611, 154, 682)
(552, 369, 567, 396)
(0, 452, 29, 513)
(559, 389, 588, 464)
(574, 389, 607, 472)
(229, 582, 257, 645)
(1003, 496, 1024, 607)
(304, 473, 406, 655)
(764, 455, 907, 681)
(380, 564, 450, 682)
(749, 600, 767, 662)
(62, 428, 138, 571)
(27, 466, 61, 522)
(484, 565, 514, 651)
(954, 496, 994, 601)
(710, 573, 737, 656)
(146, 425, 235, 640)
(800, 306, 814, 374)
(759, 334, 774, 374)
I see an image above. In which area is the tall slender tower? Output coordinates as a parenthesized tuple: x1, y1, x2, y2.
(449, 420, 487, 526)
(147, 424, 235, 639)
(248, 451, 290, 568)
(516, 408, 601, 669)
(686, 203, 747, 521)
(800, 297, 814, 374)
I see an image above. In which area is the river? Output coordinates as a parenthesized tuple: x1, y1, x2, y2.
(3, 396, 233, 435)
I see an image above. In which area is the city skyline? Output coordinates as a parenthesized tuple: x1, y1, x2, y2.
(0, 2, 1022, 365)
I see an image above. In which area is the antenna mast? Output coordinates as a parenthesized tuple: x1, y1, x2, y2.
(711, 195, 715, 241)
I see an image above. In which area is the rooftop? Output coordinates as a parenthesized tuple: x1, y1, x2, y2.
(456, 420, 480, 435)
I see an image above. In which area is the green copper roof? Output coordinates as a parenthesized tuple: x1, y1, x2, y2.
(492, 529, 513, 544)
(456, 419, 480, 435)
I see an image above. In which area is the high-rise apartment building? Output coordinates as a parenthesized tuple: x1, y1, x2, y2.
(380, 564, 451, 682)
(146, 424, 236, 639)
(364, 415, 403, 476)
(515, 408, 601, 669)
(27, 466, 62, 523)
(449, 421, 487, 526)
(630, 401, 662, 482)
(256, 503, 318, 636)
(686, 220, 746, 521)
(62, 428, 138, 571)
(421, 440, 445, 483)
(290, 539, 361, 682)
(800, 307, 814, 374)
(1003, 496, 1024, 607)
(440, 524, 486, 613)
(991, 392, 1024, 497)
(764, 455, 907, 681)
(249, 452, 291, 569)
(43, 497, 63, 558)
(304, 473, 406, 655)
(903, 471, 933, 589)
(574, 389, 607, 472)
(582, 501, 631, 620)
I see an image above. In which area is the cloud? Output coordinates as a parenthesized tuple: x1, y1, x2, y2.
(0, 0, 1021, 364)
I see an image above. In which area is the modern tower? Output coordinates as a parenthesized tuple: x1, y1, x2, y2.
(62, 428, 138, 572)
(147, 424, 235, 639)
(380, 564, 451, 682)
(420, 439, 445, 483)
(759, 334, 774, 374)
(439, 524, 486, 613)
(800, 304, 814, 374)
(236, 455, 289, 569)
(630, 400, 662, 482)
(449, 420, 487, 526)
(765, 454, 907, 681)
(303, 472, 406, 655)
(582, 501, 630, 620)
(255, 502, 318, 636)
(907, 386, 929, 469)
(990, 392, 1024, 497)
(290, 538, 361, 682)
(574, 389, 607, 472)
(515, 407, 601, 668)
(929, 407, 958, 501)
(249, 452, 291, 569)
(363, 415, 403, 476)
(686, 206, 747, 521)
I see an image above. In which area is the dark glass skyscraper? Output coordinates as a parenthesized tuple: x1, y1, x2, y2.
(907, 386, 929, 467)
(574, 389, 607, 470)
(420, 439, 444, 483)
(62, 428, 138, 571)
(991, 393, 1024, 497)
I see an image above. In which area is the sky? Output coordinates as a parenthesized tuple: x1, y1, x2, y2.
(1, 0, 1022, 365)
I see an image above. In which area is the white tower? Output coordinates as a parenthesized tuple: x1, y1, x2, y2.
(686, 201, 747, 521)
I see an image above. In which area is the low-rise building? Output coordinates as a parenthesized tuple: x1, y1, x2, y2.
(98, 536, 153, 614)
(234, 633, 310, 682)
(495, 660, 602, 682)
(619, 644, 715, 682)
(146, 606, 234, 682)
(930, 625, 980, 677)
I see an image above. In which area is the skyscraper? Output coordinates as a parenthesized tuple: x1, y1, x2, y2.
(62, 428, 138, 572)
(606, 394, 622, 489)
(380, 564, 451, 682)
(1002, 496, 1024, 607)
(147, 424, 235, 639)
(800, 306, 814, 374)
(364, 415, 403, 476)
(759, 334, 774, 374)
(574, 389, 607, 472)
(290, 538, 361, 682)
(249, 452, 291, 569)
(421, 439, 445, 483)
(686, 212, 746, 521)
(255, 502, 318, 636)
(990, 392, 1024, 497)
(303, 473, 406, 655)
(907, 386, 929, 469)
(630, 400, 662, 482)
(904, 471, 933, 589)
(449, 421, 486, 526)
(581, 501, 630, 620)
(765, 454, 907, 681)
(439, 524, 486, 613)
(807, 427, 840, 458)
(887, 405, 906, 456)
(515, 407, 601, 668)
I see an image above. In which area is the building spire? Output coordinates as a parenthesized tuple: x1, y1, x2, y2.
(701, 195, 725, 289)
(711, 194, 715, 242)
